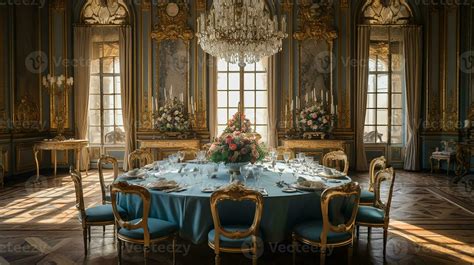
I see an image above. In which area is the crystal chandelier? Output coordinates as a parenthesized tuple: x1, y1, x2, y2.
(196, 0, 288, 67)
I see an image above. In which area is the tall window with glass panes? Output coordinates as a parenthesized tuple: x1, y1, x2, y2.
(216, 59, 269, 143)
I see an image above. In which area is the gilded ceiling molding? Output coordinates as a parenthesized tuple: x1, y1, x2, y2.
(293, 1, 337, 41)
(151, 2, 194, 42)
(361, 0, 413, 25)
(81, 0, 130, 25)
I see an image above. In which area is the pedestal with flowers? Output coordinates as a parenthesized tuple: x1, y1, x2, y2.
(42, 74, 74, 141)
(297, 101, 336, 140)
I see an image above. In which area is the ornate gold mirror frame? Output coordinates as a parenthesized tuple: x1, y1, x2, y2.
(151, 2, 193, 121)
(294, 1, 337, 111)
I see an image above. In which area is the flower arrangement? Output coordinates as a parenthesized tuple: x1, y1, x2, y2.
(153, 98, 190, 132)
(223, 112, 252, 134)
(298, 104, 335, 132)
(208, 132, 267, 164)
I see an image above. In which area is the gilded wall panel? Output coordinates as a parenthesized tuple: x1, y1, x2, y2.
(14, 5, 43, 132)
(0, 8, 10, 131)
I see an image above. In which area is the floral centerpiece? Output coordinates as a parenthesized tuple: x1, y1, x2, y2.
(298, 104, 335, 132)
(208, 132, 267, 165)
(153, 98, 190, 132)
(223, 112, 252, 133)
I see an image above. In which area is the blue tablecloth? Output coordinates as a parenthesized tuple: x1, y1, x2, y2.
(116, 163, 352, 244)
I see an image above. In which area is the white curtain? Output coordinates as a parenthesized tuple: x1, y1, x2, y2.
(209, 57, 217, 141)
(403, 26, 422, 171)
(73, 26, 92, 171)
(119, 26, 135, 171)
(267, 56, 277, 148)
(355, 25, 371, 171)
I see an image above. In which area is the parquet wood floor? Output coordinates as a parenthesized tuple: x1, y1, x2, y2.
(0, 170, 472, 265)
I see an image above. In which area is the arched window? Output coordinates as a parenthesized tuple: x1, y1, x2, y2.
(358, 0, 418, 168)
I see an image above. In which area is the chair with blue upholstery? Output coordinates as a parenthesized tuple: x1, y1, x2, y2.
(111, 181, 178, 265)
(98, 155, 119, 205)
(360, 156, 386, 206)
(70, 167, 123, 256)
(208, 183, 264, 265)
(356, 167, 395, 258)
(292, 182, 361, 265)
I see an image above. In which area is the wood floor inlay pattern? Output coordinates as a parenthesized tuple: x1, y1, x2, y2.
(0, 170, 472, 264)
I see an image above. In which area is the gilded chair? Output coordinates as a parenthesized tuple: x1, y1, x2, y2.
(292, 182, 361, 265)
(128, 149, 153, 170)
(322, 150, 349, 175)
(111, 181, 178, 265)
(360, 156, 386, 206)
(98, 155, 119, 205)
(356, 167, 396, 258)
(70, 167, 124, 256)
(208, 183, 264, 265)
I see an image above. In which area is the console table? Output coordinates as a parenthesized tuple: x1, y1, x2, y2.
(279, 139, 345, 161)
(33, 140, 89, 179)
(138, 139, 201, 161)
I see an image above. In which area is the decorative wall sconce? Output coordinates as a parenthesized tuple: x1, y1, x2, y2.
(42, 74, 73, 141)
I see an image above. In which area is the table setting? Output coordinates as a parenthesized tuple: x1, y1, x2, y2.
(114, 141, 352, 244)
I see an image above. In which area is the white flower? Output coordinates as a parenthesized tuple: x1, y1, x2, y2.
(42, 76, 48, 87)
(174, 110, 179, 115)
(167, 117, 172, 122)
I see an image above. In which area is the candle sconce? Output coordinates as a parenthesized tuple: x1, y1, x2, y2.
(42, 74, 73, 141)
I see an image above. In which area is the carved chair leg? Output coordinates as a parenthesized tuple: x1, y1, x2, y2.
(83, 227, 88, 256)
(320, 246, 326, 265)
(117, 239, 122, 265)
(144, 245, 149, 265)
(172, 235, 176, 265)
(88, 226, 92, 242)
(367, 227, 371, 240)
(292, 235, 297, 265)
(214, 252, 221, 265)
(348, 244, 353, 265)
(383, 227, 388, 258)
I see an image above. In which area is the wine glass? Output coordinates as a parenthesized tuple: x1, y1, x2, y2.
(252, 167, 262, 189)
(283, 152, 291, 164)
(277, 165, 285, 183)
(240, 165, 249, 186)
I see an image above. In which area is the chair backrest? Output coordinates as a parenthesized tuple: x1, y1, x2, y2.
(128, 149, 153, 170)
(210, 183, 263, 249)
(111, 181, 152, 242)
(322, 150, 349, 174)
(98, 155, 119, 204)
(320, 182, 360, 245)
(368, 156, 386, 192)
(69, 167, 86, 225)
(373, 167, 396, 223)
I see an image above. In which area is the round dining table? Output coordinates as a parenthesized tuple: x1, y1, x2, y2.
(115, 162, 353, 244)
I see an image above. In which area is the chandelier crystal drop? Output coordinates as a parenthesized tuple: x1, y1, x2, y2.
(196, 0, 288, 67)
